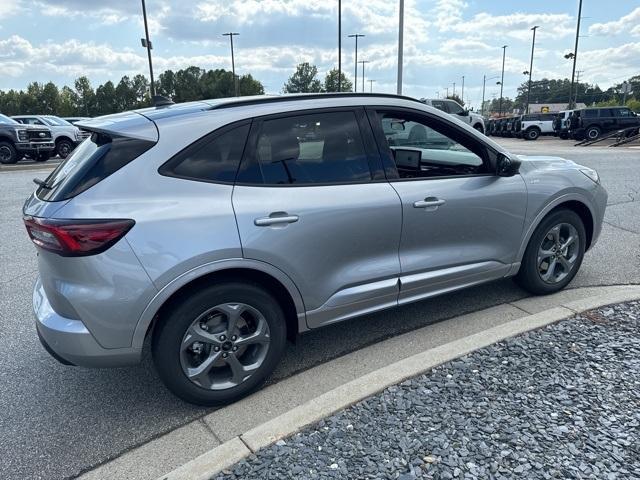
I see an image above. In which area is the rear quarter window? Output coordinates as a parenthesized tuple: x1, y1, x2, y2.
(159, 123, 250, 184)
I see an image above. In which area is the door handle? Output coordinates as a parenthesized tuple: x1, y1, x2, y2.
(413, 197, 446, 209)
(254, 213, 299, 226)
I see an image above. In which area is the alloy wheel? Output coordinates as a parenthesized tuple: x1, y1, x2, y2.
(537, 223, 580, 284)
(179, 303, 271, 390)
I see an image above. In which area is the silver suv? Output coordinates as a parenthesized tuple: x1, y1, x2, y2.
(24, 94, 607, 405)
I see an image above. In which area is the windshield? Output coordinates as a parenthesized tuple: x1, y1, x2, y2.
(43, 116, 72, 126)
(0, 114, 19, 125)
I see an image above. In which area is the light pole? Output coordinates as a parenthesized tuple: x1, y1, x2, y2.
(140, 0, 155, 98)
(222, 32, 239, 96)
(359, 60, 370, 93)
(369, 79, 376, 92)
(348, 34, 365, 92)
(481, 75, 499, 116)
(499, 45, 507, 116)
(525, 26, 539, 114)
(568, 0, 583, 108)
(453, 82, 456, 97)
(338, 0, 342, 92)
(397, 0, 404, 94)
(461, 75, 465, 104)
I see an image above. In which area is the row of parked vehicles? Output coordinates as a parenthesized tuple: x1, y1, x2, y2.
(486, 106, 640, 141)
(0, 114, 90, 164)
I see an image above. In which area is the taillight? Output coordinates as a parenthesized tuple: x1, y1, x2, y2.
(23, 217, 135, 257)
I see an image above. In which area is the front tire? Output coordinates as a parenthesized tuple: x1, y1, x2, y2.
(473, 124, 484, 134)
(515, 209, 586, 295)
(0, 142, 19, 164)
(152, 282, 287, 406)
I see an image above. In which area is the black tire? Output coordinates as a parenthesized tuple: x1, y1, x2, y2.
(0, 141, 19, 164)
(152, 281, 287, 406)
(559, 132, 569, 140)
(585, 126, 601, 141)
(35, 152, 51, 162)
(515, 209, 586, 295)
(525, 128, 540, 141)
(56, 138, 74, 159)
(473, 124, 484, 134)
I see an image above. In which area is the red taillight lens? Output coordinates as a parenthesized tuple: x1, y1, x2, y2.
(23, 217, 135, 257)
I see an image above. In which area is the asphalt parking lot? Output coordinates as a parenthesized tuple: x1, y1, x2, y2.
(0, 137, 638, 479)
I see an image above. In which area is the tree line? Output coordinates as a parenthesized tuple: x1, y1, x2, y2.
(0, 67, 264, 117)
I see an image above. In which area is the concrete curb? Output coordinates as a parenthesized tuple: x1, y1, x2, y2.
(156, 285, 640, 480)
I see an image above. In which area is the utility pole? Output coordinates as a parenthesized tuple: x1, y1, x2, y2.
(369, 79, 375, 92)
(481, 75, 486, 116)
(453, 82, 456, 97)
(574, 70, 584, 106)
(140, 0, 155, 98)
(397, 0, 404, 94)
(359, 60, 370, 93)
(348, 34, 365, 92)
(446, 87, 449, 98)
(499, 45, 507, 116)
(338, 0, 342, 92)
(526, 26, 539, 114)
(568, 0, 583, 108)
(461, 76, 465, 103)
(222, 33, 239, 96)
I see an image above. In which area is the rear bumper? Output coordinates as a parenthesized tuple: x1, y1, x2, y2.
(33, 277, 141, 367)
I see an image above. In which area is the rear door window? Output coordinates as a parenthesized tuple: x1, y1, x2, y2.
(583, 110, 598, 118)
(37, 132, 156, 201)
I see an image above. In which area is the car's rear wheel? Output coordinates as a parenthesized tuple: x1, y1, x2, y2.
(0, 142, 19, 164)
(525, 128, 540, 141)
(515, 209, 586, 295)
(152, 282, 287, 406)
(586, 126, 601, 140)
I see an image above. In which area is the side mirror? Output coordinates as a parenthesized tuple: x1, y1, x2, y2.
(496, 154, 521, 177)
(458, 110, 469, 117)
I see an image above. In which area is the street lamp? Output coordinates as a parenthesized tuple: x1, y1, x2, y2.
(499, 45, 507, 116)
(358, 60, 370, 93)
(222, 32, 239, 97)
(481, 75, 500, 116)
(369, 79, 376, 93)
(568, 0, 583, 108)
(526, 25, 539, 114)
(140, 0, 155, 98)
(348, 34, 365, 92)
(461, 75, 465, 104)
(338, 0, 342, 92)
(397, 0, 404, 94)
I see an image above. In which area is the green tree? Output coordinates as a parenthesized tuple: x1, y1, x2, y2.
(95, 81, 116, 115)
(75, 76, 95, 116)
(115, 76, 136, 111)
(58, 86, 79, 116)
(324, 69, 353, 93)
(446, 94, 464, 106)
(283, 62, 323, 93)
(40, 82, 61, 114)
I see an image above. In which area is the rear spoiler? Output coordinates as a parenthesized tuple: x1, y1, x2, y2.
(76, 111, 158, 142)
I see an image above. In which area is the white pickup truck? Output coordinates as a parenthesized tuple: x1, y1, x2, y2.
(420, 98, 485, 134)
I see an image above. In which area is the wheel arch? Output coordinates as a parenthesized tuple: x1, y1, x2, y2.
(133, 259, 307, 349)
(516, 195, 596, 264)
(55, 135, 74, 145)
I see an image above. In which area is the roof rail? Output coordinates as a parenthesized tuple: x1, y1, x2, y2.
(209, 92, 424, 111)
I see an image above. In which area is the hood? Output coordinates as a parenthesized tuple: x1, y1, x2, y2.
(516, 155, 578, 171)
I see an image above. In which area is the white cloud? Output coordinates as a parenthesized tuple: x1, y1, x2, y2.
(589, 7, 640, 37)
(0, 0, 22, 18)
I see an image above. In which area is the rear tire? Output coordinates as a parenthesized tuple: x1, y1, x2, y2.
(0, 142, 19, 164)
(525, 128, 540, 141)
(515, 209, 586, 295)
(152, 282, 287, 406)
(585, 126, 601, 140)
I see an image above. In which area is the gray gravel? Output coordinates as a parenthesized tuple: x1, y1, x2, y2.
(215, 301, 640, 480)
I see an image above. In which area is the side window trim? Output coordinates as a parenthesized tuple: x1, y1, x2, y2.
(236, 107, 379, 187)
(365, 106, 496, 182)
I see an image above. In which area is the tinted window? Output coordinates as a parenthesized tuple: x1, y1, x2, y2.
(540, 114, 556, 121)
(613, 108, 632, 117)
(523, 114, 540, 121)
(376, 112, 486, 179)
(250, 111, 371, 185)
(160, 123, 250, 183)
(583, 110, 598, 118)
(37, 133, 156, 201)
(445, 101, 465, 115)
(430, 100, 447, 112)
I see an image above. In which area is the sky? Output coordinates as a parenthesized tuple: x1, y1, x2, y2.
(0, 0, 639, 109)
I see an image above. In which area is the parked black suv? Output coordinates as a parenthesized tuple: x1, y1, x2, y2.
(569, 107, 640, 140)
(0, 114, 55, 164)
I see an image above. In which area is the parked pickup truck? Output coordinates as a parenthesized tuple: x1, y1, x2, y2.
(0, 114, 55, 164)
(420, 98, 486, 134)
(12, 115, 88, 158)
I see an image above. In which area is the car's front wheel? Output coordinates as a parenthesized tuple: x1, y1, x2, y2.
(525, 128, 540, 141)
(152, 281, 287, 406)
(56, 139, 74, 158)
(515, 209, 586, 295)
(0, 142, 19, 164)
